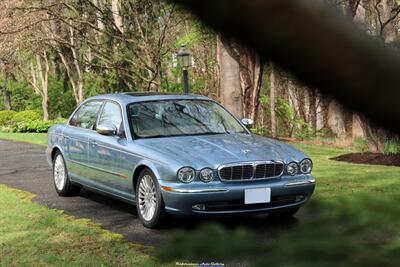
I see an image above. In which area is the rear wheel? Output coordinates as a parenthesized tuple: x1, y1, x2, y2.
(53, 151, 80, 196)
(136, 169, 166, 228)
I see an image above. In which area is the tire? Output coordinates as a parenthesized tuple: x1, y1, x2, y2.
(135, 169, 167, 228)
(269, 207, 299, 218)
(53, 151, 81, 196)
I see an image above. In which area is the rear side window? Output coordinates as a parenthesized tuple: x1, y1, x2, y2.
(98, 102, 123, 132)
(70, 101, 103, 129)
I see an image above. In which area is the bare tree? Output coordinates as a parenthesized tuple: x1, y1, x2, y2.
(269, 62, 277, 137)
(29, 52, 50, 120)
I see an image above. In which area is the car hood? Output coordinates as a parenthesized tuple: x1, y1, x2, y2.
(135, 133, 307, 169)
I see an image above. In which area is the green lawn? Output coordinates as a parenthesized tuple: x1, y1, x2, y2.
(0, 185, 159, 266)
(1, 133, 400, 266)
(292, 143, 400, 198)
(0, 132, 48, 146)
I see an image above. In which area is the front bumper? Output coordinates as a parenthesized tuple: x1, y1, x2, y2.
(159, 175, 316, 217)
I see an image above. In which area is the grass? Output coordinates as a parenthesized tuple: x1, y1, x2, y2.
(0, 132, 47, 146)
(0, 184, 160, 267)
(2, 133, 400, 266)
(292, 143, 400, 198)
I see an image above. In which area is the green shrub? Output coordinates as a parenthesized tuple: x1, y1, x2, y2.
(0, 110, 17, 126)
(11, 110, 41, 123)
(250, 126, 269, 136)
(353, 137, 369, 153)
(11, 118, 66, 133)
(52, 118, 67, 124)
(384, 138, 400, 155)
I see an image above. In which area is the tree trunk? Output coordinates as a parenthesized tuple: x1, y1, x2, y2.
(238, 47, 264, 121)
(217, 35, 243, 118)
(378, 0, 397, 43)
(111, 0, 124, 33)
(42, 94, 49, 121)
(308, 89, 317, 136)
(36, 53, 50, 121)
(269, 62, 277, 137)
(1, 69, 12, 110)
(327, 100, 346, 139)
(359, 115, 385, 152)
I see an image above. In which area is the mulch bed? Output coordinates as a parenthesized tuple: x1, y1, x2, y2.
(331, 153, 400, 167)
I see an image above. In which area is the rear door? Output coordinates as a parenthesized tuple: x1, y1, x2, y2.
(63, 100, 103, 182)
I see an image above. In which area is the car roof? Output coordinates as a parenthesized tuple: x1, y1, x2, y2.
(86, 92, 212, 105)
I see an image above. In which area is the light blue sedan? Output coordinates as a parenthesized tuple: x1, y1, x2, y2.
(46, 93, 315, 228)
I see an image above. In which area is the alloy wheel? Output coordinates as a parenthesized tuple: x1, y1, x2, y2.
(138, 174, 157, 221)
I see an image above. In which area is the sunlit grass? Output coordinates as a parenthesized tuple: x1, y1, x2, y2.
(0, 185, 160, 266)
(291, 143, 400, 198)
(0, 132, 47, 146)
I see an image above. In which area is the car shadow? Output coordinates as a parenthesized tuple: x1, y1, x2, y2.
(77, 188, 299, 235)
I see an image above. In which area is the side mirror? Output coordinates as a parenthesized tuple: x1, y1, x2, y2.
(241, 118, 254, 129)
(97, 124, 117, 136)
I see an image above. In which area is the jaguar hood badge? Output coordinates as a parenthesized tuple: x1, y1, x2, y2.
(242, 149, 251, 154)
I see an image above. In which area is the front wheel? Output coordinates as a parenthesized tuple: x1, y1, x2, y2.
(136, 169, 166, 228)
(53, 151, 80, 196)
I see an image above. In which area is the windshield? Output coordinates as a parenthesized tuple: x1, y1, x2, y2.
(128, 100, 247, 138)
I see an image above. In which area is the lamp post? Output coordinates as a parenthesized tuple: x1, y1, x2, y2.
(177, 45, 192, 94)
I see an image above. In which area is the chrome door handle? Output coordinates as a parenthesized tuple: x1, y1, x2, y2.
(90, 141, 98, 146)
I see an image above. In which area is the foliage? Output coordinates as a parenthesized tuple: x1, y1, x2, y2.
(11, 110, 41, 123)
(6, 118, 66, 133)
(0, 110, 16, 126)
(250, 126, 269, 136)
(259, 94, 312, 139)
(384, 138, 400, 155)
(0, 184, 156, 266)
(11, 120, 54, 133)
(48, 76, 77, 119)
(158, 195, 400, 267)
(353, 137, 369, 153)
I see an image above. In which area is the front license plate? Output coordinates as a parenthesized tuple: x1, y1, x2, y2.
(245, 188, 271, 204)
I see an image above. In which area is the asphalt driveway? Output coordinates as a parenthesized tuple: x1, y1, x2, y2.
(0, 139, 298, 247)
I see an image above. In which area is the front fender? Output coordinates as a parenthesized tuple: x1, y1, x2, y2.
(133, 159, 164, 181)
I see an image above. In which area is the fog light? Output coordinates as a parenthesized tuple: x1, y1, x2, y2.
(192, 204, 206, 211)
(296, 195, 305, 202)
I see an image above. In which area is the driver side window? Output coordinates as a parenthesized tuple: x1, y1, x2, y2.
(70, 101, 103, 129)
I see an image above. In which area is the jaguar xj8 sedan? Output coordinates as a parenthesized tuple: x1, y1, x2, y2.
(46, 93, 315, 228)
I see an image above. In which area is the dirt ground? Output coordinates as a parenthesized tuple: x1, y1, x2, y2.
(332, 152, 400, 167)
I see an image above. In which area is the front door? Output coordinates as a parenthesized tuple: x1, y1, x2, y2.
(87, 101, 130, 195)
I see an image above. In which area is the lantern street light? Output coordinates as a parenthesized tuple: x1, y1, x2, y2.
(177, 45, 192, 94)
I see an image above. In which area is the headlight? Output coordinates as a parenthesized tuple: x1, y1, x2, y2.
(300, 159, 313, 174)
(199, 168, 214, 183)
(287, 162, 299, 176)
(177, 167, 196, 183)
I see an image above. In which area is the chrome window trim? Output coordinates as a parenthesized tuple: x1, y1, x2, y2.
(217, 160, 285, 182)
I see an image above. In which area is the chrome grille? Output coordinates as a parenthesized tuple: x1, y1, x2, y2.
(218, 161, 284, 181)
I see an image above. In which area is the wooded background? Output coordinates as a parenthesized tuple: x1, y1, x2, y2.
(1, 0, 400, 153)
